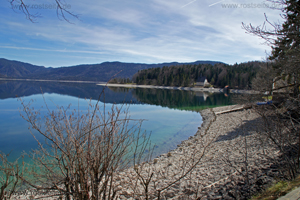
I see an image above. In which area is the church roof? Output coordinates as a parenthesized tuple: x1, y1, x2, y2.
(196, 76, 207, 82)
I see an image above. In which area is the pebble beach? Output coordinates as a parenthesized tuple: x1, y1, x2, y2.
(11, 105, 285, 199)
(117, 105, 284, 199)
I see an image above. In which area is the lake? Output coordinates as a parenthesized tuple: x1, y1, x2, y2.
(0, 80, 241, 162)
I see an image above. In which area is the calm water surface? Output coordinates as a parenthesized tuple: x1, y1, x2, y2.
(0, 81, 238, 161)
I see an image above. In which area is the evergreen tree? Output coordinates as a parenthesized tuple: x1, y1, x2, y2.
(210, 77, 215, 85)
(270, 0, 300, 95)
(244, 0, 300, 95)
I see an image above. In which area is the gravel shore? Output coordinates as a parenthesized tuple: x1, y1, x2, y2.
(11, 105, 284, 199)
(117, 105, 284, 199)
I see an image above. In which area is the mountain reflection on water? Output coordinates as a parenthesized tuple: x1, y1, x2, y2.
(0, 81, 239, 110)
(0, 80, 257, 161)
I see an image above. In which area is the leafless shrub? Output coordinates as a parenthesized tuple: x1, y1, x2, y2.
(253, 99, 300, 180)
(251, 63, 275, 94)
(17, 92, 150, 199)
(120, 111, 217, 200)
(0, 152, 25, 200)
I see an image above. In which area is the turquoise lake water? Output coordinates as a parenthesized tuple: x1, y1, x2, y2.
(0, 81, 239, 162)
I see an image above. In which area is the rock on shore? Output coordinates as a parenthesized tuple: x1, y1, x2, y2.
(117, 105, 284, 199)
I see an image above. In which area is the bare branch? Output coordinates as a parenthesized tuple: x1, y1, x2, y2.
(9, 0, 79, 23)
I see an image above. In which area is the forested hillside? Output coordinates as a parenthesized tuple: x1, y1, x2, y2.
(133, 61, 263, 89)
(0, 58, 223, 82)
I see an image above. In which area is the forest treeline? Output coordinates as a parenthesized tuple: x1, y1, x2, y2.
(131, 61, 264, 89)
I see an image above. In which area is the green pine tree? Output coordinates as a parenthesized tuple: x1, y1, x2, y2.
(269, 0, 300, 95)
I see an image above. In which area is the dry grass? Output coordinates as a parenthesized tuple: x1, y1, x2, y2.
(251, 175, 300, 200)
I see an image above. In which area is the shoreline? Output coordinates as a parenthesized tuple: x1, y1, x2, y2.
(11, 104, 282, 199)
(98, 83, 259, 94)
(117, 104, 283, 199)
(0, 78, 259, 94)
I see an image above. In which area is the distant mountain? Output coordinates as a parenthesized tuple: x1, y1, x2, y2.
(0, 58, 224, 82)
(0, 58, 46, 78)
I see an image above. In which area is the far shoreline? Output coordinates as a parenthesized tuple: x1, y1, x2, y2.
(97, 83, 259, 94)
(0, 78, 259, 94)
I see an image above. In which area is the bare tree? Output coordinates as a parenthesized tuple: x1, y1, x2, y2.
(243, 0, 300, 96)
(253, 103, 300, 179)
(109, 109, 219, 200)
(242, 0, 286, 46)
(0, 152, 25, 200)
(251, 62, 276, 93)
(17, 90, 150, 199)
(243, 0, 300, 179)
(9, 0, 78, 22)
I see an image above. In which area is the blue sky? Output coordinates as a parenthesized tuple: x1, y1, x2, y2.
(0, 0, 283, 68)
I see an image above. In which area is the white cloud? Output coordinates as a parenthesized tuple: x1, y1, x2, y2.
(0, 0, 285, 66)
(0, 45, 107, 54)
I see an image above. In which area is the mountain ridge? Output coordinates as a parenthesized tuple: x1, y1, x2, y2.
(0, 58, 225, 82)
